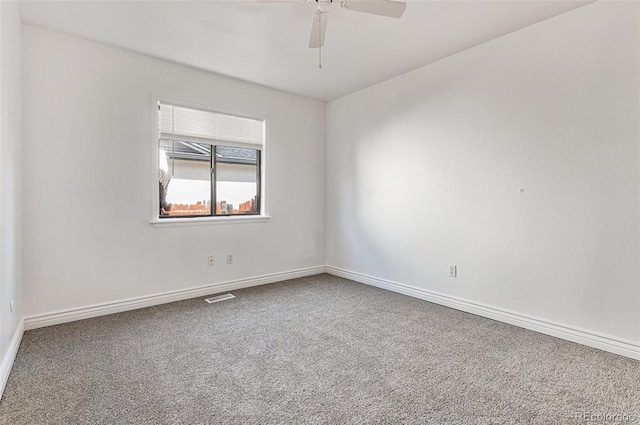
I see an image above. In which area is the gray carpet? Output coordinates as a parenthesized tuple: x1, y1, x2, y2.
(1, 274, 638, 424)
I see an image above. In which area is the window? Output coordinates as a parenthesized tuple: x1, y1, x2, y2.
(157, 102, 263, 219)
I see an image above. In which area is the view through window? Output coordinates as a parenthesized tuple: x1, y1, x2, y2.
(158, 103, 263, 218)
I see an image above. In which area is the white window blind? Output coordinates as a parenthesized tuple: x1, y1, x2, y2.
(159, 103, 264, 150)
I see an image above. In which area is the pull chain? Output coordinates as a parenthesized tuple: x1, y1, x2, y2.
(318, 12, 322, 69)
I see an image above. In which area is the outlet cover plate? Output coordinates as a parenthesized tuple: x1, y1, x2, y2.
(448, 265, 457, 278)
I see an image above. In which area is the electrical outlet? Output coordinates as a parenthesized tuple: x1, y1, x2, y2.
(448, 265, 457, 278)
(226, 253, 234, 265)
(208, 256, 215, 266)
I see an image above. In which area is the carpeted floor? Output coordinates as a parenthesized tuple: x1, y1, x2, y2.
(1, 274, 638, 424)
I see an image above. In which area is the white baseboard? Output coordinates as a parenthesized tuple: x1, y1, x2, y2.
(0, 318, 24, 398)
(21, 264, 640, 360)
(327, 266, 640, 361)
(24, 266, 326, 331)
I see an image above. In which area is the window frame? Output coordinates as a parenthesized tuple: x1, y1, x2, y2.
(150, 97, 269, 227)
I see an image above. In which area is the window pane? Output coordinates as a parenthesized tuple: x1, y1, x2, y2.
(159, 140, 211, 218)
(215, 146, 259, 215)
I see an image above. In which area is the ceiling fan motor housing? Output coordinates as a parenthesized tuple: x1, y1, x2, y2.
(316, 0, 332, 12)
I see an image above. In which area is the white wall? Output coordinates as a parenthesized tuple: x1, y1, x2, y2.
(327, 2, 640, 345)
(22, 26, 326, 316)
(0, 0, 23, 371)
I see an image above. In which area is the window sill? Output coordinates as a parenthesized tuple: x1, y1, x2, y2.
(150, 215, 271, 228)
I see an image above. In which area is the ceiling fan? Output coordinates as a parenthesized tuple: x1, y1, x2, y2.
(307, 0, 407, 48)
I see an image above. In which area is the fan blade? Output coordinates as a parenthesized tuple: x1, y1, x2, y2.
(342, 0, 406, 18)
(245, 0, 309, 3)
(309, 10, 329, 48)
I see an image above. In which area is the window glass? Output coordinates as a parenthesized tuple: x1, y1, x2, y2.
(159, 140, 212, 217)
(215, 146, 259, 215)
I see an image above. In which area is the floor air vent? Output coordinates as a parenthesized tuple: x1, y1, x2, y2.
(205, 294, 235, 304)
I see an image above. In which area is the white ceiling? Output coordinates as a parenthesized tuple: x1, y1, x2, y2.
(17, 0, 590, 101)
